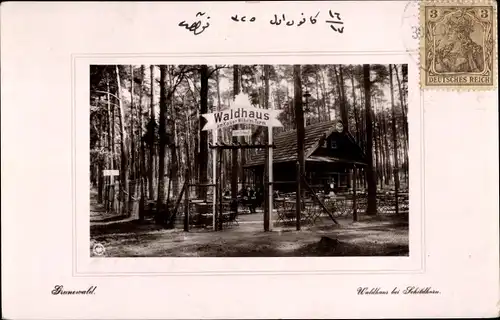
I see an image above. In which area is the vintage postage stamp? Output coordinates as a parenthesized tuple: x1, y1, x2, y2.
(420, 0, 497, 90)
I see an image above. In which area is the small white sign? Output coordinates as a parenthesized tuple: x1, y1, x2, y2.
(103, 170, 119, 176)
(232, 129, 252, 137)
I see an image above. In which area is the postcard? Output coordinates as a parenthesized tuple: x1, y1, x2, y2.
(1, 1, 498, 319)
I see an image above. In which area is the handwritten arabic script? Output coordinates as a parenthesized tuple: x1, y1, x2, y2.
(178, 11, 345, 36)
(178, 12, 211, 36)
(269, 12, 320, 26)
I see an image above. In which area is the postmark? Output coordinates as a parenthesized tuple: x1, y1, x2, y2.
(420, 0, 497, 90)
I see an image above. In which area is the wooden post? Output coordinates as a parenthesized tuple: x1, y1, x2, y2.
(268, 121, 273, 231)
(296, 161, 301, 231)
(109, 175, 114, 211)
(265, 64, 273, 232)
(212, 129, 218, 230)
(219, 148, 223, 231)
(264, 145, 270, 231)
(184, 169, 189, 232)
(353, 165, 358, 222)
(231, 65, 240, 222)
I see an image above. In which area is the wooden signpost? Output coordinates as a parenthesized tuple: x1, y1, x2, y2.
(201, 93, 282, 231)
(103, 169, 119, 186)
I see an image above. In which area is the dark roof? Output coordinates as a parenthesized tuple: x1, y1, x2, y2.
(245, 120, 365, 167)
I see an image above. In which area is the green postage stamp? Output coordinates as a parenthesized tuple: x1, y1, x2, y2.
(420, 0, 497, 90)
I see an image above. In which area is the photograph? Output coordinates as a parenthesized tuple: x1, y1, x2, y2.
(89, 64, 409, 257)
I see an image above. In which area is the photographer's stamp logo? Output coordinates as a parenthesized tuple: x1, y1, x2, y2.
(420, 0, 497, 90)
(92, 243, 105, 256)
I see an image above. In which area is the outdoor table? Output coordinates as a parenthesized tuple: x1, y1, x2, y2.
(322, 196, 351, 217)
(275, 199, 316, 224)
(275, 200, 296, 224)
(301, 199, 321, 224)
(189, 201, 213, 226)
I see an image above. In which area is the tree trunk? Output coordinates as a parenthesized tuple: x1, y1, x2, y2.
(314, 69, 323, 122)
(199, 65, 209, 199)
(105, 76, 114, 210)
(376, 113, 385, 189)
(239, 67, 246, 186)
(320, 70, 330, 120)
(157, 65, 168, 221)
(231, 65, 240, 203)
(115, 65, 130, 216)
(389, 65, 400, 213)
(363, 65, 377, 215)
(395, 65, 409, 187)
(293, 65, 305, 230)
(263, 65, 271, 231)
(139, 65, 146, 221)
(373, 113, 382, 189)
(395, 65, 409, 143)
(338, 65, 350, 188)
(358, 86, 365, 152)
(106, 76, 114, 169)
(129, 65, 136, 212)
(110, 80, 117, 210)
(148, 65, 156, 200)
(97, 112, 104, 203)
(351, 74, 361, 144)
(129, 66, 135, 178)
(337, 65, 348, 129)
(382, 108, 391, 186)
(169, 91, 179, 200)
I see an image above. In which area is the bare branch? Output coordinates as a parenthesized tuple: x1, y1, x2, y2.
(92, 90, 121, 101)
(97, 99, 121, 109)
(208, 64, 229, 78)
(185, 78, 199, 105)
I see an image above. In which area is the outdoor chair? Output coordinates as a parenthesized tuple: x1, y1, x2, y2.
(223, 210, 239, 227)
(222, 201, 239, 228)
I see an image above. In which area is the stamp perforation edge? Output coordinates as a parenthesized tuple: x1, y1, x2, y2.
(419, 0, 497, 90)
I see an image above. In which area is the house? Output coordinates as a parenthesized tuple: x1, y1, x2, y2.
(244, 120, 367, 193)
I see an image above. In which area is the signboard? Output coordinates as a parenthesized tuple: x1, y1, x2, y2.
(103, 170, 119, 176)
(202, 106, 282, 130)
(200, 93, 276, 231)
(201, 93, 282, 131)
(232, 129, 251, 137)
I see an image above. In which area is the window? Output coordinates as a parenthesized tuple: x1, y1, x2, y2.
(323, 140, 328, 148)
(331, 140, 338, 149)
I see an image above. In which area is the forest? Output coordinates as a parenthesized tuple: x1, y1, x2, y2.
(90, 64, 409, 226)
